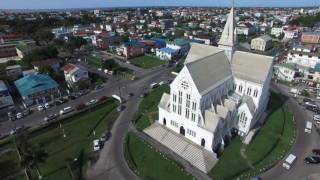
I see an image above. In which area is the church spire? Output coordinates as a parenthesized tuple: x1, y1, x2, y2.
(218, 6, 237, 62)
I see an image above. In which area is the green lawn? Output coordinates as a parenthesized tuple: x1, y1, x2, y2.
(130, 55, 166, 69)
(135, 85, 170, 130)
(0, 101, 118, 180)
(0, 150, 23, 179)
(124, 132, 193, 180)
(209, 92, 296, 179)
(85, 55, 103, 68)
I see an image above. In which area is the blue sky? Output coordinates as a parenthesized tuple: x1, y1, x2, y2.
(0, 0, 318, 9)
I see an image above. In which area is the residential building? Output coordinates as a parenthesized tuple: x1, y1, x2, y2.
(0, 80, 14, 109)
(118, 41, 146, 59)
(287, 45, 320, 68)
(301, 32, 320, 44)
(15, 74, 60, 106)
(270, 27, 283, 38)
(159, 19, 174, 30)
(273, 63, 296, 82)
(156, 47, 178, 60)
(6, 65, 22, 80)
(166, 38, 190, 56)
(155, 7, 273, 169)
(63, 63, 89, 88)
(251, 35, 272, 51)
(31, 59, 61, 73)
(236, 23, 255, 36)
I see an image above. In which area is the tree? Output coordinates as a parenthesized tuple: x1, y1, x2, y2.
(16, 134, 48, 180)
(33, 29, 54, 44)
(22, 46, 58, 65)
(66, 37, 87, 53)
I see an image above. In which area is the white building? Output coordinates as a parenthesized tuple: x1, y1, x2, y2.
(63, 63, 89, 87)
(287, 46, 320, 68)
(157, 8, 273, 156)
(156, 47, 178, 60)
(270, 27, 283, 38)
(273, 63, 296, 82)
(251, 35, 272, 52)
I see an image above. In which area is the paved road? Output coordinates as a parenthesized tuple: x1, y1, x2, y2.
(261, 83, 320, 180)
(87, 68, 174, 180)
(0, 67, 173, 136)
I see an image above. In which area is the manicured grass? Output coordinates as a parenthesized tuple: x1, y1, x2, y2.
(135, 85, 170, 130)
(0, 150, 22, 179)
(130, 55, 166, 69)
(209, 92, 296, 180)
(0, 101, 118, 180)
(85, 55, 102, 68)
(124, 132, 193, 180)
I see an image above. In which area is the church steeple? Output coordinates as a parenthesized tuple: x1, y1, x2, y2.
(218, 7, 237, 62)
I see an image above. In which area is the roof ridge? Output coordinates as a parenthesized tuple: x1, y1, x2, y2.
(186, 50, 224, 66)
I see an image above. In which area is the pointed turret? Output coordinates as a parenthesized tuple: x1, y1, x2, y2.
(218, 7, 237, 62)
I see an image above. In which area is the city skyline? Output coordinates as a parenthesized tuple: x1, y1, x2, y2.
(0, 0, 319, 9)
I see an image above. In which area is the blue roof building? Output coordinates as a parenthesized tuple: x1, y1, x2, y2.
(15, 74, 60, 106)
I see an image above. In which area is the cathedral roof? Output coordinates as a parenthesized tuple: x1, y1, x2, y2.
(185, 49, 232, 95)
(232, 51, 273, 84)
(184, 43, 221, 64)
(218, 7, 237, 47)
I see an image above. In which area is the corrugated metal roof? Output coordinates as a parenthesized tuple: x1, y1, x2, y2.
(14, 74, 58, 97)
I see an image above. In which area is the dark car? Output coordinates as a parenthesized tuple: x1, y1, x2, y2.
(312, 149, 320, 155)
(128, 93, 134, 97)
(304, 156, 320, 164)
(68, 95, 77, 100)
(303, 98, 313, 103)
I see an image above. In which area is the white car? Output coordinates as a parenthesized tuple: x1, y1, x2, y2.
(44, 103, 50, 109)
(93, 139, 101, 151)
(59, 106, 73, 115)
(86, 99, 98, 106)
(16, 112, 23, 119)
(37, 105, 44, 111)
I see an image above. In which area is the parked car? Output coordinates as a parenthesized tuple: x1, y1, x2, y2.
(10, 126, 27, 135)
(44, 103, 50, 109)
(304, 156, 320, 164)
(44, 114, 58, 122)
(16, 112, 23, 119)
(94, 84, 104, 90)
(117, 105, 125, 112)
(282, 154, 297, 170)
(99, 96, 108, 102)
(59, 106, 73, 115)
(68, 95, 77, 100)
(54, 100, 64, 105)
(93, 139, 101, 151)
(100, 131, 111, 142)
(37, 105, 44, 111)
(312, 149, 320, 155)
(303, 98, 313, 103)
(85, 99, 98, 106)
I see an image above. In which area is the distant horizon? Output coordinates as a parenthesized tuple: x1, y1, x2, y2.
(0, 0, 319, 10)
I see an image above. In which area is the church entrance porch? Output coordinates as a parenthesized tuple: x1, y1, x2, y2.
(180, 126, 185, 136)
(144, 123, 218, 173)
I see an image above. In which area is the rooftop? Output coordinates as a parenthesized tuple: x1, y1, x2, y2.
(14, 74, 59, 97)
(158, 47, 177, 54)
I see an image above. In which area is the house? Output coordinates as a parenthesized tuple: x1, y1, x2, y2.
(6, 65, 22, 80)
(159, 19, 174, 30)
(147, 7, 273, 173)
(237, 23, 255, 36)
(31, 59, 61, 73)
(270, 27, 283, 38)
(301, 32, 320, 44)
(0, 40, 35, 63)
(118, 41, 146, 59)
(251, 35, 272, 51)
(156, 47, 178, 60)
(273, 63, 296, 82)
(15, 74, 60, 107)
(63, 63, 89, 88)
(286, 45, 320, 68)
(0, 80, 14, 109)
(166, 38, 190, 56)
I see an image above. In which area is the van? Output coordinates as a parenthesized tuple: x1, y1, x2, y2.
(59, 106, 73, 115)
(282, 154, 297, 170)
(314, 115, 320, 124)
(305, 121, 312, 133)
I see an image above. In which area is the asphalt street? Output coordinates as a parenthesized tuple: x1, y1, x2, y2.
(261, 83, 320, 180)
(0, 66, 173, 137)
